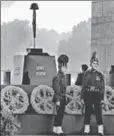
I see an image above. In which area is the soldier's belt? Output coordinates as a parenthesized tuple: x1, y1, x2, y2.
(86, 86, 100, 92)
(56, 93, 66, 98)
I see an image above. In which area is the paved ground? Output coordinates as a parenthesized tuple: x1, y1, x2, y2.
(16, 135, 114, 136)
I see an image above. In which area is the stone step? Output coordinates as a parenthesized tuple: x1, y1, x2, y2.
(16, 135, 114, 136)
(16, 114, 114, 135)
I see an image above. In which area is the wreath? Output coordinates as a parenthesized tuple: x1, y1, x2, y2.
(31, 85, 55, 114)
(1, 86, 29, 114)
(65, 85, 83, 114)
(1, 107, 21, 136)
(102, 86, 114, 115)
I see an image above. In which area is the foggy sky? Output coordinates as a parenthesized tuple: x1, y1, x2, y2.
(1, 1, 91, 33)
(1, 1, 16, 8)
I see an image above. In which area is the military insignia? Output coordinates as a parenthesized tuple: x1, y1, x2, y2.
(96, 76, 100, 81)
(90, 86, 95, 91)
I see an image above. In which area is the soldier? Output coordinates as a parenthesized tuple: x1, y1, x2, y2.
(108, 65, 114, 87)
(75, 64, 88, 86)
(52, 54, 69, 135)
(81, 52, 105, 136)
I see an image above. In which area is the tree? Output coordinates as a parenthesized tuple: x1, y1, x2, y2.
(1, 18, 91, 73)
(1, 20, 60, 70)
(1, 19, 31, 69)
(36, 28, 59, 54)
(57, 18, 91, 72)
(59, 32, 71, 42)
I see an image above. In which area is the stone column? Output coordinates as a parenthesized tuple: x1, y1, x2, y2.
(91, 1, 114, 74)
(3, 70, 11, 85)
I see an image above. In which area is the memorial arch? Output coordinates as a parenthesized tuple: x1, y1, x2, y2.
(91, 1, 114, 73)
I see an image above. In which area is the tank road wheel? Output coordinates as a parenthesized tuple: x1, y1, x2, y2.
(1, 86, 29, 114)
(31, 85, 54, 114)
(102, 86, 114, 114)
(65, 85, 83, 114)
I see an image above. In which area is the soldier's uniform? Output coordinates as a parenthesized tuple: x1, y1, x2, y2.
(52, 54, 68, 134)
(52, 70, 67, 126)
(75, 64, 88, 86)
(81, 52, 105, 136)
(82, 69, 105, 123)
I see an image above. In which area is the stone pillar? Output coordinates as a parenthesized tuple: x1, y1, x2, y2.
(91, 1, 114, 74)
(3, 70, 11, 85)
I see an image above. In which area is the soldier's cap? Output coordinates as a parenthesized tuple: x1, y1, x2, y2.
(81, 64, 88, 71)
(90, 52, 99, 64)
(58, 54, 69, 66)
(111, 65, 114, 69)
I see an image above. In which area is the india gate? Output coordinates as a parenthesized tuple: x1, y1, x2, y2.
(1, 1, 114, 136)
(91, 1, 114, 73)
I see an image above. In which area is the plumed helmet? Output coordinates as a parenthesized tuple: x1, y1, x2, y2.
(90, 52, 99, 64)
(58, 54, 69, 67)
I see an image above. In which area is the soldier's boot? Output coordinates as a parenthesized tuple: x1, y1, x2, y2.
(52, 126, 57, 134)
(56, 126, 64, 134)
(84, 125, 90, 135)
(98, 125, 104, 136)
